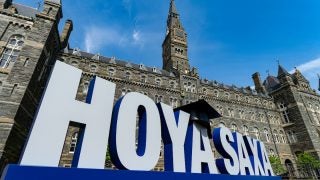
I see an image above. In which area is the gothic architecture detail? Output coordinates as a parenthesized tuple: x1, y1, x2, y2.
(0, 0, 319, 178)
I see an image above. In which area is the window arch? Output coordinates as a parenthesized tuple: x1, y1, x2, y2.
(279, 130, 287, 143)
(279, 102, 290, 123)
(264, 128, 271, 142)
(273, 130, 280, 143)
(141, 75, 147, 83)
(155, 78, 161, 86)
(218, 122, 225, 127)
(269, 149, 275, 156)
(83, 81, 89, 94)
(125, 71, 131, 80)
(253, 127, 260, 140)
(69, 132, 79, 153)
(0, 35, 24, 68)
(287, 130, 297, 143)
(108, 68, 115, 76)
(90, 64, 97, 72)
(242, 125, 249, 136)
(213, 90, 219, 97)
(231, 123, 237, 132)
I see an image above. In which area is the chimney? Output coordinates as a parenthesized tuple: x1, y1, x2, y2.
(60, 19, 73, 49)
(0, 0, 12, 9)
(252, 72, 266, 94)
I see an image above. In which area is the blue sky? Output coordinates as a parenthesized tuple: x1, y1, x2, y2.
(15, 0, 320, 90)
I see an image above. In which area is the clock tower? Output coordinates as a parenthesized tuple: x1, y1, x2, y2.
(162, 0, 190, 75)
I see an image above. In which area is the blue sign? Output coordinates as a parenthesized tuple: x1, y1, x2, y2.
(2, 165, 280, 180)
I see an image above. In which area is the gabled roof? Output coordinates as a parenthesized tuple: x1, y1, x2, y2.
(278, 65, 290, 77)
(263, 75, 281, 92)
(13, 3, 38, 18)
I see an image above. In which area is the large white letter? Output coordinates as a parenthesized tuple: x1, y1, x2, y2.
(244, 136, 265, 176)
(191, 123, 218, 174)
(109, 92, 161, 170)
(235, 133, 254, 175)
(213, 127, 240, 175)
(158, 103, 190, 172)
(20, 61, 115, 169)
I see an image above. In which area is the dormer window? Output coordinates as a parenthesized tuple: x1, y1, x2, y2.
(139, 64, 145, 70)
(152, 67, 157, 73)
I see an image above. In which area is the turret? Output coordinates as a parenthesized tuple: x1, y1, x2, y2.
(0, 0, 11, 9)
(252, 72, 267, 94)
(60, 19, 73, 49)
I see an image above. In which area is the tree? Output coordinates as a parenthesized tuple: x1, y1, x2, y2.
(296, 152, 320, 178)
(105, 148, 113, 168)
(296, 152, 320, 169)
(269, 155, 286, 175)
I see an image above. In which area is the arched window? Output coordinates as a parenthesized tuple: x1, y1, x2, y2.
(264, 128, 270, 142)
(253, 127, 260, 140)
(83, 81, 89, 94)
(273, 130, 280, 143)
(231, 123, 237, 132)
(141, 75, 147, 83)
(155, 95, 162, 103)
(90, 64, 97, 72)
(238, 110, 245, 119)
(224, 92, 230, 99)
(214, 90, 219, 97)
(287, 131, 297, 143)
(71, 61, 78, 66)
(108, 68, 115, 76)
(169, 97, 178, 108)
(279, 102, 290, 123)
(269, 149, 275, 156)
(69, 132, 79, 153)
(155, 78, 161, 86)
(242, 125, 249, 136)
(279, 130, 286, 143)
(170, 81, 175, 88)
(125, 71, 131, 80)
(218, 122, 225, 127)
(227, 108, 234, 117)
(0, 35, 24, 68)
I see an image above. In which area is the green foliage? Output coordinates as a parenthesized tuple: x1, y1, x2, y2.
(105, 148, 112, 168)
(269, 155, 286, 175)
(296, 152, 320, 169)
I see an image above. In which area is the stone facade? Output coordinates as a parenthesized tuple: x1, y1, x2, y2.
(0, 0, 319, 177)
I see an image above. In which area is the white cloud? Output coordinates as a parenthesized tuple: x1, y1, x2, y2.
(290, 57, 320, 90)
(290, 58, 320, 74)
(84, 26, 145, 53)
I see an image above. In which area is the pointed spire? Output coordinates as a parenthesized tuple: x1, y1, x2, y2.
(277, 64, 290, 77)
(169, 0, 178, 16)
(167, 0, 183, 30)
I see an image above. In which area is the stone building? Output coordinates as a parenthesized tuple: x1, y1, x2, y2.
(0, 0, 319, 177)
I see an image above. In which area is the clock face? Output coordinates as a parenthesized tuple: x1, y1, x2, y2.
(175, 29, 184, 38)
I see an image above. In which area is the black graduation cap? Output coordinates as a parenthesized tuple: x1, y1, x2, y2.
(174, 99, 222, 138)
